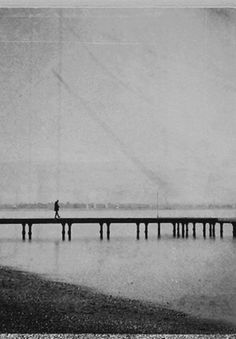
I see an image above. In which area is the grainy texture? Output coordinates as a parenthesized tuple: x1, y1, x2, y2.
(0, 266, 235, 334)
(0, 335, 235, 339)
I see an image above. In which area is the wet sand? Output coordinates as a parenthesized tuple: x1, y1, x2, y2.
(0, 266, 235, 334)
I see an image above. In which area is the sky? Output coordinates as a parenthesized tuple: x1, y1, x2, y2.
(0, 7, 236, 205)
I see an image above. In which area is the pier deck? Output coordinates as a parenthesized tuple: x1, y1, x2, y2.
(0, 217, 236, 240)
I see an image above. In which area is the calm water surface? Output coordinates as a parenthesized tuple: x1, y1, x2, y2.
(0, 208, 236, 325)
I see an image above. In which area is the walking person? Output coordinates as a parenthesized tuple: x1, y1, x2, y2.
(54, 200, 60, 219)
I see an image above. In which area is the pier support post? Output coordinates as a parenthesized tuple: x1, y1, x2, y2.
(192, 223, 196, 238)
(209, 223, 212, 238)
(203, 223, 206, 238)
(212, 222, 216, 238)
(100, 223, 103, 240)
(61, 222, 66, 241)
(28, 223, 32, 241)
(136, 223, 140, 240)
(68, 223, 72, 241)
(185, 223, 188, 238)
(220, 222, 223, 238)
(181, 223, 185, 238)
(107, 223, 110, 240)
(232, 222, 236, 238)
(157, 222, 161, 238)
(173, 223, 176, 238)
(22, 223, 26, 241)
(144, 223, 148, 240)
(177, 223, 180, 238)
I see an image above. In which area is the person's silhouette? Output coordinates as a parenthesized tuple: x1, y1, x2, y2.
(54, 200, 60, 218)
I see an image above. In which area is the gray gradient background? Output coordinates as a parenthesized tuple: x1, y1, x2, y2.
(0, 7, 235, 205)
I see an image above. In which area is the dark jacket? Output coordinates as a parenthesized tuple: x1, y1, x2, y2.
(54, 201, 59, 212)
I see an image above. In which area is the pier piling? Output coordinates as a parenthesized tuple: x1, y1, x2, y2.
(203, 223, 206, 238)
(145, 223, 148, 240)
(157, 222, 161, 238)
(173, 223, 176, 238)
(28, 223, 32, 241)
(177, 223, 180, 238)
(61, 222, 66, 241)
(107, 223, 110, 240)
(136, 223, 140, 240)
(181, 223, 185, 238)
(220, 222, 223, 238)
(100, 223, 103, 240)
(232, 222, 236, 238)
(212, 223, 216, 238)
(192, 223, 196, 238)
(209, 223, 212, 238)
(68, 223, 72, 241)
(185, 223, 189, 238)
(22, 223, 26, 241)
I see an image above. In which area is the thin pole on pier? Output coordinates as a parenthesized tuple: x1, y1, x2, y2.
(56, 9, 63, 198)
(157, 192, 159, 218)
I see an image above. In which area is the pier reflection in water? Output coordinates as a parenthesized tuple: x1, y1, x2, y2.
(0, 208, 235, 326)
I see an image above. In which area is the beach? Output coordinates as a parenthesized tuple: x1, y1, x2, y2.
(0, 266, 235, 334)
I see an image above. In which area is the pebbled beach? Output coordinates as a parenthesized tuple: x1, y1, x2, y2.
(0, 266, 235, 334)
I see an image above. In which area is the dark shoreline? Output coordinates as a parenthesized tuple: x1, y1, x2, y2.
(0, 266, 235, 334)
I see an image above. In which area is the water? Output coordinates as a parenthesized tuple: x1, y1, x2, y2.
(0, 208, 236, 326)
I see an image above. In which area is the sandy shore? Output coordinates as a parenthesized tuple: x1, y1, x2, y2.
(0, 266, 235, 334)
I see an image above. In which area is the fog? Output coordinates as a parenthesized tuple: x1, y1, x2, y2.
(0, 7, 236, 205)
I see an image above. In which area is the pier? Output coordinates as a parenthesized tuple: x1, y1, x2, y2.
(0, 217, 236, 241)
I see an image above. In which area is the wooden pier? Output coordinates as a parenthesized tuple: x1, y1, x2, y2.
(0, 217, 236, 241)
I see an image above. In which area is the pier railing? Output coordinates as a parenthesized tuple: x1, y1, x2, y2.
(0, 217, 236, 241)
